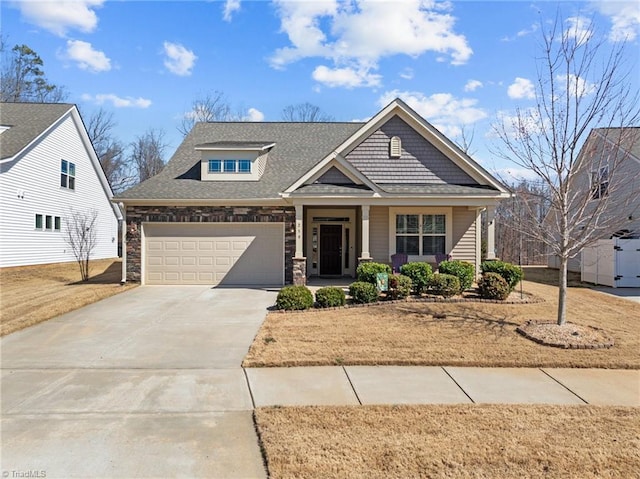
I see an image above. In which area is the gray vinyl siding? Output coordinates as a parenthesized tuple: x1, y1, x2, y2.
(451, 207, 477, 267)
(316, 166, 353, 184)
(369, 206, 389, 263)
(345, 116, 478, 185)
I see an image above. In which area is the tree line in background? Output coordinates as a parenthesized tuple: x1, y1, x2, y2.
(1, 39, 335, 194)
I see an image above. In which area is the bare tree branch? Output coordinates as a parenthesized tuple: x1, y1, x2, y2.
(130, 129, 168, 182)
(178, 91, 237, 136)
(281, 102, 334, 122)
(491, 13, 640, 325)
(64, 209, 98, 281)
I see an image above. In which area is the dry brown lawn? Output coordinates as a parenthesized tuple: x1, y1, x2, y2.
(0, 259, 136, 336)
(244, 275, 640, 369)
(255, 404, 640, 479)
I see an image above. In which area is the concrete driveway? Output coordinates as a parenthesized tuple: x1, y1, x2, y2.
(592, 286, 640, 304)
(1, 286, 277, 479)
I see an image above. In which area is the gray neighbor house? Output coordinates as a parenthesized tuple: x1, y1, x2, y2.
(115, 98, 511, 286)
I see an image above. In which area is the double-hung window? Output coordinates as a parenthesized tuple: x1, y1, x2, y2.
(395, 213, 447, 256)
(61, 160, 76, 190)
(591, 166, 609, 199)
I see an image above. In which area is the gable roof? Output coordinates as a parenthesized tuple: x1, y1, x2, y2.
(0, 102, 74, 160)
(117, 98, 510, 203)
(0, 102, 122, 220)
(588, 127, 640, 164)
(286, 98, 509, 195)
(117, 122, 363, 201)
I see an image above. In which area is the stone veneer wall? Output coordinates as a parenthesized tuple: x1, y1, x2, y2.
(125, 205, 296, 283)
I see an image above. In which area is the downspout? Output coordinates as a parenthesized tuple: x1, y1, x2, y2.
(120, 202, 127, 284)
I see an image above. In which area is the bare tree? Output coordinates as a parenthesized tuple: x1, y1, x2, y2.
(85, 108, 135, 192)
(495, 180, 550, 265)
(130, 129, 168, 182)
(1, 41, 67, 102)
(65, 209, 98, 281)
(281, 102, 334, 122)
(492, 14, 640, 325)
(456, 125, 476, 155)
(178, 91, 236, 136)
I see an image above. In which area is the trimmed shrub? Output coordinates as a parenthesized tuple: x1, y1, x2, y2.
(356, 262, 392, 285)
(349, 281, 379, 304)
(388, 274, 413, 300)
(276, 285, 314, 310)
(438, 260, 475, 291)
(478, 272, 510, 300)
(481, 260, 524, 292)
(400, 262, 433, 293)
(429, 273, 461, 298)
(315, 286, 346, 308)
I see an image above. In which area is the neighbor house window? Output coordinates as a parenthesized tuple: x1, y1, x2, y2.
(35, 214, 43, 229)
(54, 216, 61, 231)
(61, 160, 76, 190)
(591, 166, 609, 199)
(395, 213, 446, 255)
(45, 215, 53, 230)
(208, 160, 222, 172)
(209, 159, 252, 174)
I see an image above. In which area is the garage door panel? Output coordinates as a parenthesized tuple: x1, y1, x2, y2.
(144, 223, 284, 285)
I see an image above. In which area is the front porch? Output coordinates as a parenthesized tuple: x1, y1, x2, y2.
(292, 203, 497, 285)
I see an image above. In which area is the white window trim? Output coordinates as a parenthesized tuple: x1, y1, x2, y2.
(388, 207, 452, 262)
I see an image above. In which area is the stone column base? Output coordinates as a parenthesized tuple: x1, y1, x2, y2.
(292, 257, 307, 285)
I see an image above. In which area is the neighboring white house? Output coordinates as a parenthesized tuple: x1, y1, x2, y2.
(0, 103, 122, 268)
(548, 127, 640, 278)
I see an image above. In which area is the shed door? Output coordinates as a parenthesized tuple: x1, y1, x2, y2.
(144, 223, 284, 285)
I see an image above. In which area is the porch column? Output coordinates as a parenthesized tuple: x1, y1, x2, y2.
(360, 204, 371, 260)
(293, 204, 306, 285)
(295, 204, 304, 258)
(486, 206, 496, 260)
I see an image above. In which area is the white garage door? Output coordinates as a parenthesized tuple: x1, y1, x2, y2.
(144, 223, 284, 285)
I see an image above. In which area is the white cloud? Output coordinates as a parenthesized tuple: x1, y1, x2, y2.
(162, 42, 197, 76)
(493, 108, 549, 140)
(82, 93, 152, 108)
(64, 40, 111, 72)
(312, 65, 381, 88)
(464, 79, 483, 92)
(223, 0, 241, 22)
(507, 77, 535, 100)
(16, 0, 104, 36)
(563, 16, 593, 45)
(399, 68, 414, 80)
(595, 1, 640, 41)
(270, 0, 471, 88)
(378, 89, 487, 138)
(244, 107, 265, 121)
(559, 73, 597, 98)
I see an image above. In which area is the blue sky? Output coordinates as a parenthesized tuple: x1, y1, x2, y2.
(2, 0, 639, 180)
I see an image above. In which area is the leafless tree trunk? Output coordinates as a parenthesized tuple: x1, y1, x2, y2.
(64, 209, 98, 281)
(281, 102, 334, 122)
(130, 129, 168, 182)
(85, 108, 135, 192)
(492, 14, 640, 325)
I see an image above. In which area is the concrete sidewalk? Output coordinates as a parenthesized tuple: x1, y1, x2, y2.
(245, 366, 640, 407)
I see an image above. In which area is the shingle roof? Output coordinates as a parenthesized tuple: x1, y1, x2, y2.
(380, 184, 499, 195)
(0, 103, 73, 160)
(291, 184, 375, 196)
(117, 122, 364, 200)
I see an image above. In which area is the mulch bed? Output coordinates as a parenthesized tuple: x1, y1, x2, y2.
(517, 320, 615, 349)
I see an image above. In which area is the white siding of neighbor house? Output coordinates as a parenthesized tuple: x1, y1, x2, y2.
(0, 112, 119, 267)
(451, 207, 477, 267)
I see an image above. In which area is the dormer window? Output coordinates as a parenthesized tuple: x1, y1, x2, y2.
(390, 136, 401, 158)
(197, 141, 274, 182)
(208, 159, 252, 174)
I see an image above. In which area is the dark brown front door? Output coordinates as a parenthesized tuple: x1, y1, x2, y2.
(320, 224, 342, 275)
